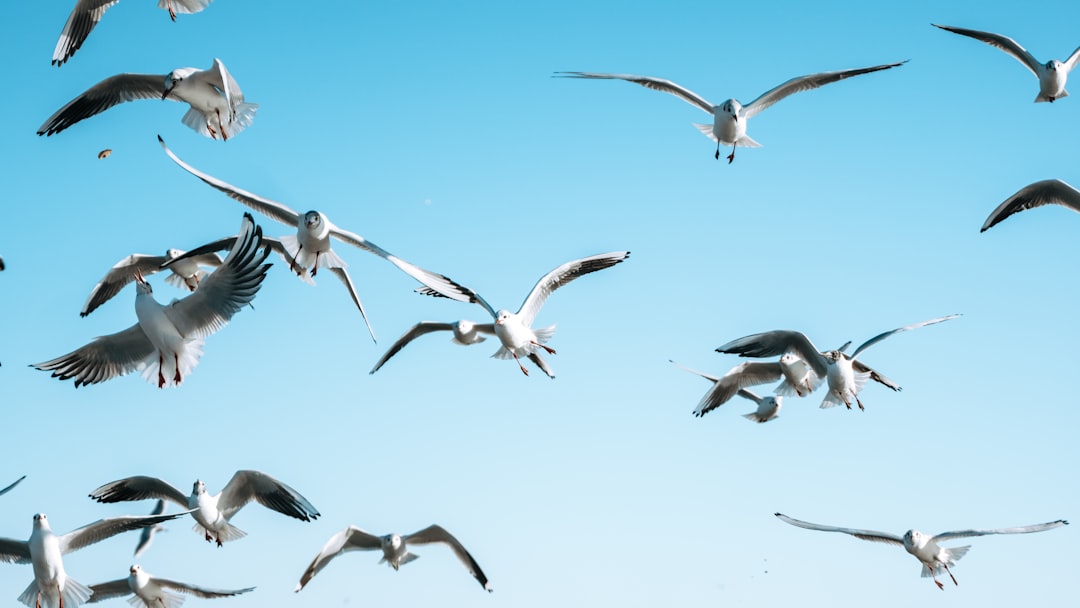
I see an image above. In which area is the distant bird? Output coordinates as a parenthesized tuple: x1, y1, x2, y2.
(295, 524, 492, 593)
(933, 24, 1080, 103)
(418, 251, 630, 377)
(0, 256, 5, 271)
(80, 249, 224, 317)
(133, 500, 167, 558)
(97, 149, 111, 160)
(370, 320, 496, 374)
(52, 0, 216, 66)
(0, 476, 26, 497)
(669, 359, 785, 420)
(89, 470, 320, 547)
(556, 61, 905, 162)
(38, 59, 256, 140)
(717, 315, 959, 410)
(0, 511, 183, 608)
(981, 179, 1080, 232)
(775, 512, 1068, 589)
(89, 564, 253, 608)
(159, 136, 475, 342)
(33, 213, 271, 388)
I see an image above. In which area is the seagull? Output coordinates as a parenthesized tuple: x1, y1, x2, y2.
(933, 24, 1080, 103)
(0, 511, 184, 608)
(158, 136, 475, 342)
(370, 320, 496, 374)
(89, 470, 320, 547)
(89, 564, 253, 608)
(0, 476, 26, 497)
(669, 359, 785, 419)
(775, 513, 1068, 589)
(38, 59, 256, 140)
(417, 251, 630, 377)
(32, 213, 271, 388)
(717, 315, 959, 410)
(981, 179, 1080, 232)
(556, 61, 905, 162)
(80, 249, 224, 317)
(133, 500, 167, 558)
(295, 524, 493, 593)
(52, 1, 215, 66)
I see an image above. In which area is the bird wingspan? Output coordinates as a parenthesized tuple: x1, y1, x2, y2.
(932, 520, 1069, 542)
(0, 475, 26, 497)
(218, 470, 320, 522)
(404, 525, 493, 592)
(775, 513, 905, 546)
(370, 321, 457, 373)
(516, 251, 630, 327)
(743, 62, 906, 119)
(39, 74, 166, 136)
(295, 526, 383, 592)
(555, 72, 715, 115)
(850, 314, 960, 359)
(932, 24, 1041, 76)
(981, 179, 1080, 232)
(32, 323, 157, 388)
(60, 512, 185, 554)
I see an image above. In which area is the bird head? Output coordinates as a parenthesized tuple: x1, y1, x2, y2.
(1047, 59, 1063, 71)
(822, 350, 843, 364)
(903, 529, 925, 548)
(303, 211, 322, 228)
(162, 68, 196, 100)
(165, 248, 185, 259)
(32, 513, 49, 529)
(720, 99, 741, 120)
(129, 565, 142, 575)
(495, 310, 512, 326)
(192, 480, 207, 496)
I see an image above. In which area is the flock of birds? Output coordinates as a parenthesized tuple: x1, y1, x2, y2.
(2, 3, 1076, 606)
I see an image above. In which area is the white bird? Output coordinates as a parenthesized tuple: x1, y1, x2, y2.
(52, 0, 215, 66)
(417, 251, 630, 378)
(33, 213, 271, 388)
(295, 524, 493, 593)
(556, 61, 905, 162)
(81, 249, 224, 317)
(717, 315, 959, 410)
(39, 59, 256, 140)
(89, 470, 320, 547)
(669, 359, 786, 420)
(133, 500, 167, 558)
(89, 564, 253, 608)
(0, 476, 26, 497)
(775, 513, 1069, 589)
(981, 179, 1080, 232)
(370, 320, 496, 374)
(0, 511, 183, 608)
(158, 136, 475, 342)
(933, 24, 1080, 103)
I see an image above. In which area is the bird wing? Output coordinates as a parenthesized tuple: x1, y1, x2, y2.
(743, 61, 906, 119)
(158, 136, 301, 226)
(162, 235, 305, 282)
(516, 251, 630, 327)
(850, 359, 901, 391)
(154, 577, 254, 599)
(1064, 46, 1080, 72)
(370, 322, 457, 373)
(414, 285, 499, 320)
(81, 253, 170, 317)
(165, 213, 271, 339)
(324, 266, 376, 341)
(0, 475, 26, 497)
(668, 359, 720, 382)
(86, 578, 132, 603)
(217, 470, 320, 522)
(134, 499, 167, 557)
(932, 520, 1068, 542)
(51, 0, 121, 66)
(556, 71, 715, 114)
(39, 73, 167, 135)
(0, 538, 31, 564)
(295, 526, 384, 592)
(89, 476, 190, 508)
(59, 512, 184, 554)
(716, 330, 828, 378)
(980, 179, 1080, 232)
(774, 513, 904, 546)
(932, 24, 1042, 76)
(32, 323, 157, 388)
(404, 525, 493, 592)
(674, 360, 781, 416)
(850, 314, 960, 359)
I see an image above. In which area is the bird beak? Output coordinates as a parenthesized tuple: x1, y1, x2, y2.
(162, 85, 172, 100)
(133, 269, 144, 284)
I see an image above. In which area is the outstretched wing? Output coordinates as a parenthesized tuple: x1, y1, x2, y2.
(932, 24, 1042, 76)
(154, 577, 254, 599)
(775, 513, 904, 546)
(851, 314, 960, 359)
(39, 74, 167, 136)
(32, 323, 156, 388)
(370, 322, 457, 373)
(981, 179, 1080, 232)
(81, 253, 170, 316)
(86, 578, 131, 603)
(51, 0, 120, 66)
(555, 72, 715, 114)
(89, 476, 190, 508)
(217, 470, 320, 522)
(405, 525, 493, 592)
(516, 251, 630, 327)
(294, 526, 384, 592)
(933, 520, 1068, 542)
(717, 330, 828, 378)
(0, 475, 26, 497)
(743, 61, 906, 119)
(59, 512, 185, 554)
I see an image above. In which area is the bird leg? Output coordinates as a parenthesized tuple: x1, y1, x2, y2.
(35, 590, 40, 608)
(216, 535, 224, 547)
(167, 0, 177, 21)
(932, 574, 944, 590)
(532, 341, 556, 355)
(855, 395, 865, 411)
(216, 109, 229, 141)
(173, 353, 182, 384)
(157, 354, 167, 388)
(205, 531, 213, 543)
(513, 353, 529, 376)
(312, 251, 320, 277)
(943, 563, 958, 586)
(206, 123, 218, 140)
(726, 142, 736, 164)
(58, 583, 63, 608)
(288, 244, 304, 274)
(714, 141, 721, 160)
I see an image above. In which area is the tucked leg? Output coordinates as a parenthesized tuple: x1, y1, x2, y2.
(532, 341, 556, 355)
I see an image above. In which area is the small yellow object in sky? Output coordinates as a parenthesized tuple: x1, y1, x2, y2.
(97, 149, 112, 160)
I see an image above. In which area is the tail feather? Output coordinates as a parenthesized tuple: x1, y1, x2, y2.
(138, 337, 205, 388)
(192, 521, 247, 544)
(17, 576, 93, 608)
(126, 589, 184, 608)
(692, 122, 718, 142)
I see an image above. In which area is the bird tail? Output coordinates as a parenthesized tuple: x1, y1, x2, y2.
(742, 411, 774, 423)
(1035, 90, 1067, 103)
(193, 520, 247, 544)
(156, 0, 211, 15)
(16, 580, 37, 608)
(138, 337, 205, 388)
(17, 576, 93, 608)
(532, 324, 556, 345)
(226, 102, 259, 137)
(736, 135, 762, 148)
(127, 589, 184, 608)
(920, 545, 970, 578)
(692, 123, 719, 142)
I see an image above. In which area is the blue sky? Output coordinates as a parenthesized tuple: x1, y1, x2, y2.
(0, 1, 1076, 607)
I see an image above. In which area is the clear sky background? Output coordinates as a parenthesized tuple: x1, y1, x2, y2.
(0, 1, 1076, 607)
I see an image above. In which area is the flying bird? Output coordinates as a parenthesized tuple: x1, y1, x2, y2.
(556, 61, 904, 162)
(981, 179, 1080, 231)
(370, 320, 496, 373)
(669, 359, 786, 420)
(0, 476, 26, 497)
(39, 59, 256, 140)
(0, 511, 184, 608)
(295, 524, 492, 593)
(158, 136, 475, 342)
(717, 315, 959, 410)
(52, 0, 216, 66)
(933, 24, 1080, 103)
(80, 249, 224, 317)
(89, 564, 253, 608)
(775, 512, 1068, 589)
(133, 501, 167, 558)
(33, 213, 271, 388)
(417, 251, 630, 377)
(89, 470, 320, 547)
